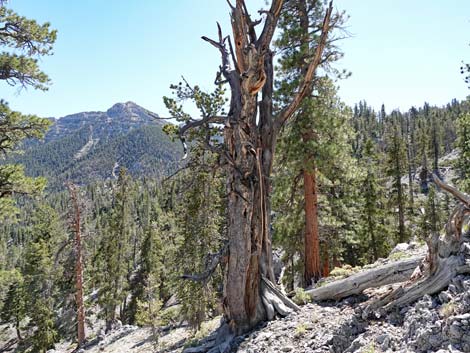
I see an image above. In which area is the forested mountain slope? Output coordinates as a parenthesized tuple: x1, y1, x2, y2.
(9, 102, 181, 189)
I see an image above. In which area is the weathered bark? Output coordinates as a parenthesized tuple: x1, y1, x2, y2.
(304, 168, 321, 285)
(361, 174, 470, 318)
(67, 184, 86, 347)
(306, 256, 422, 301)
(175, 0, 336, 335)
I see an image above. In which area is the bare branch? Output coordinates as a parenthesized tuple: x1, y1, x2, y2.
(181, 242, 228, 283)
(256, 0, 283, 53)
(432, 173, 470, 207)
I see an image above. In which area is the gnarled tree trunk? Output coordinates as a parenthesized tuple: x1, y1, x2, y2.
(195, 0, 335, 334)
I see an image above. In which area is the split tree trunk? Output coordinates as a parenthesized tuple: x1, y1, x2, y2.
(190, 0, 334, 334)
(67, 184, 86, 347)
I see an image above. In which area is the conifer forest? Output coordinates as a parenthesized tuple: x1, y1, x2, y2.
(1, 1, 470, 352)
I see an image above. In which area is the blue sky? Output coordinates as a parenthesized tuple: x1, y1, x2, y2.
(0, 0, 469, 118)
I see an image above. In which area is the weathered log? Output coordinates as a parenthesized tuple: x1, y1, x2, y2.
(361, 174, 470, 318)
(362, 250, 470, 319)
(306, 256, 423, 301)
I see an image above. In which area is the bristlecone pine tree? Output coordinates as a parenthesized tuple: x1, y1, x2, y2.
(163, 0, 342, 333)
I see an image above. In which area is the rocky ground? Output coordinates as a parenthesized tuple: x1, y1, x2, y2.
(2, 242, 470, 353)
(231, 273, 470, 353)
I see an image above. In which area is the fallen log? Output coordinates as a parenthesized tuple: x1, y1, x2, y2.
(306, 256, 423, 301)
(361, 174, 470, 318)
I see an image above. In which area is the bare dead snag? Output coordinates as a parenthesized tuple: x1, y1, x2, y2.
(66, 183, 86, 347)
(361, 174, 470, 319)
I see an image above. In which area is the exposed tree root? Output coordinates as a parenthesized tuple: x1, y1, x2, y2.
(182, 277, 299, 353)
(260, 276, 300, 320)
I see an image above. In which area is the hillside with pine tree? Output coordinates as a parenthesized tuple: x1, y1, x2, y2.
(1, 1, 470, 353)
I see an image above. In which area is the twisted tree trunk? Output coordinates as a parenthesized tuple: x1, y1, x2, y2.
(194, 0, 334, 334)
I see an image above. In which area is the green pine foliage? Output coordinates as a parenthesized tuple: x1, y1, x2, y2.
(22, 204, 63, 352)
(384, 115, 409, 243)
(96, 168, 135, 330)
(457, 113, 470, 193)
(173, 156, 225, 329)
(357, 139, 392, 262)
(0, 2, 55, 219)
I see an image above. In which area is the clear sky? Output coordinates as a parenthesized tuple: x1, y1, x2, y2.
(0, 0, 469, 118)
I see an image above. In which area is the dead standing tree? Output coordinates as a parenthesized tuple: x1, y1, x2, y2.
(170, 0, 336, 334)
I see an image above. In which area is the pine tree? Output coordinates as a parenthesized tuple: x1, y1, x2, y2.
(0, 273, 26, 341)
(385, 115, 408, 243)
(126, 186, 163, 326)
(0, 3, 56, 219)
(358, 139, 391, 261)
(173, 150, 225, 329)
(163, 0, 343, 332)
(457, 113, 470, 193)
(97, 168, 134, 331)
(66, 183, 86, 347)
(274, 0, 347, 285)
(273, 79, 357, 284)
(23, 204, 62, 352)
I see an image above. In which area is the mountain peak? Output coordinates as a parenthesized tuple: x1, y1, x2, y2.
(106, 101, 159, 121)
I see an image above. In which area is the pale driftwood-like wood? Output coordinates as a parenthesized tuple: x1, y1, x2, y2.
(361, 174, 470, 318)
(362, 253, 469, 319)
(306, 256, 423, 301)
